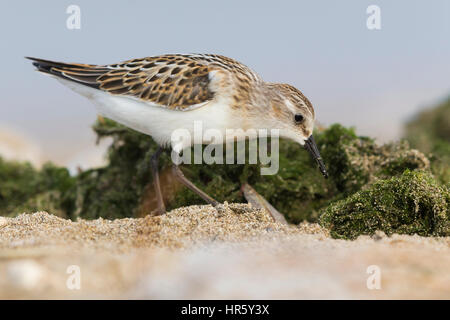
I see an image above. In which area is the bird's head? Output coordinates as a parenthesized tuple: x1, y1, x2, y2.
(264, 83, 328, 178)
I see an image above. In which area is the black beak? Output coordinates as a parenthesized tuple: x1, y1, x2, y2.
(303, 135, 328, 178)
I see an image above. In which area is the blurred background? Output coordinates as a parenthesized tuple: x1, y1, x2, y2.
(0, 0, 449, 171)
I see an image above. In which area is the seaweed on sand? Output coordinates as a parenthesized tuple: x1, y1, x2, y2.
(319, 170, 449, 239)
(65, 120, 431, 223)
(0, 111, 446, 239)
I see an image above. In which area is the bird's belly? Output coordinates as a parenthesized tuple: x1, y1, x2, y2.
(58, 78, 235, 148)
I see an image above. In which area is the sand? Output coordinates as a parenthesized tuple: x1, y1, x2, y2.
(0, 203, 449, 299)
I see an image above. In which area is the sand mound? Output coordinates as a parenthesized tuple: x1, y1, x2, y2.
(0, 203, 324, 253)
(0, 204, 449, 299)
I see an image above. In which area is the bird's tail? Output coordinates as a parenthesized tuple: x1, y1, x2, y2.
(26, 57, 109, 89)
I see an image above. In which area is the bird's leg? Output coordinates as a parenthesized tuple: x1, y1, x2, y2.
(172, 164, 220, 207)
(150, 147, 166, 215)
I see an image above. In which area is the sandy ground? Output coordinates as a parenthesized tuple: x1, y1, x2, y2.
(0, 203, 449, 299)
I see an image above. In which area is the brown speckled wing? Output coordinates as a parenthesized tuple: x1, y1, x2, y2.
(28, 55, 216, 111)
(94, 55, 217, 110)
(27, 54, 261, 111)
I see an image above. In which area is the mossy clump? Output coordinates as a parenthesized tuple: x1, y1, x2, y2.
(318, 99, 449, 239)
(167, 137, 331, 222)
(317, 125, 429, 194)
(64, 120, 430, 223)
(70, 118, 331, 221)
(319, 170, 449, 240)
(0, 157, 75, 217)
(404, 97, 450, 184)
(69, 118, 166, 219)
(0, 118, 436, 224)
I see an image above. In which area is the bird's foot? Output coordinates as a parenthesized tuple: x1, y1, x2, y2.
(151, 206, 166, 216)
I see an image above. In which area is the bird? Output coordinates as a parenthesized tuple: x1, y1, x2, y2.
(26, 54, 328, 215)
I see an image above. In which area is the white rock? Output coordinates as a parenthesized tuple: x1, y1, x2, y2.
(7, 260, 45, 290)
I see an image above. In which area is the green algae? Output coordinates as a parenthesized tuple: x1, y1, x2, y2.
(68, 118, 167, 219)
(62, 120, 432, 223)
(0, 159, 75, 217)
(316, 98, 450, 240)
(0, 105, 448, 239)
(404, 97, 450, 184)
(317, 125, 430, 193)
(319, 170, 449, 239)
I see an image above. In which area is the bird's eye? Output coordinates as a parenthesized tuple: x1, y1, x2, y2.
(294, 114, 304, 123)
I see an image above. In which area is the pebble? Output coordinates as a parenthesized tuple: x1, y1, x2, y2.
(0, 217, 8, 228)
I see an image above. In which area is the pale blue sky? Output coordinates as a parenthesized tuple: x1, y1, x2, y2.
(0, 0, 449, 165)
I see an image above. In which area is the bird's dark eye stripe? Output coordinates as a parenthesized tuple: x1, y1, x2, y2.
(294, 114, 304, 123)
